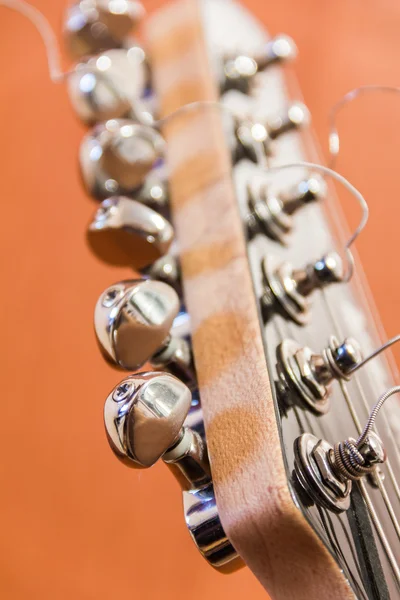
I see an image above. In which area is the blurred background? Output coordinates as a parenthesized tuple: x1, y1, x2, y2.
(1, 1, 400, 598)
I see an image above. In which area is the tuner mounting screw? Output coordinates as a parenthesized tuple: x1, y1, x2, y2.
(112, 381, 135, 403)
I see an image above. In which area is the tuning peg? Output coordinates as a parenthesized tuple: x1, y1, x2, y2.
(68, 46, 152, 125)
(64, 0, 145, 59)
(260, 251, 344, 325)
(221, 34, 297, 93)
(276, 337, 363, 415)
(246, 174, 326, 243)
(94, 279, 194, 385)
(233, 102, 310, 163)
(87, 196, 174, 268)
(293, 387, 400, 513)
(104, 371, 238, 566)
(104, 372, 209, 484)
(105, 372, 191, 465)
(80, 119, 165, 198)
(277, 333, 400, 415)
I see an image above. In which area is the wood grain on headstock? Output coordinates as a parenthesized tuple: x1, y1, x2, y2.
(146, 2, 354, 598)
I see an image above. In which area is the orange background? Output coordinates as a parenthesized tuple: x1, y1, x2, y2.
(1, 1, 400, 599)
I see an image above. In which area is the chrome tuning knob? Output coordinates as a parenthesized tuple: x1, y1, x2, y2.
(80, 119, 165, 198)
(94, 279, 194, 385)
(64, 0, 145, 59)
(276, 337, 363, 415)
(293, 386, 400, 513)
(232, 102, 310, 163)
(105, 371, 238, 567)
(105, 372, 198, 470)
(246, 175, 326, 243)
(68, 46, 152, 125)
(87, 196, 174, 269)
(260, 251, 344, 325)
(221, 34, 297, 94)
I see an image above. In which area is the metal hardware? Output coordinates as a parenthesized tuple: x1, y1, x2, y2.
(64, 0, 145, 59)
(80, 119, 165, 198)
(276, 337, 362, 415)
(246, 174, 326, 243)
(140, 254, 182, 294)
(87, 196, 174, 269)
(260, 252, 344, 325)
(294, 433, 352, 513)
(277, 334, 400, 414)
(104, 371, 238, 567)
(221, 34, 297, 94)
(138, 170, 169, 211)
(231, 102, 310, 163)
(68, 46, 152, 125)
(294, 387, 400, 513)
(94, 279, 195, 386)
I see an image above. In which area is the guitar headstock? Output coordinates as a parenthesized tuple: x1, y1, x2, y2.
(63, 0, 400, 597)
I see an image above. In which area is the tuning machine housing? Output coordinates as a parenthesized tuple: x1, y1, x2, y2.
(246, 175, 326, 243)
(64, 0, 145, 59)
(68, 46, 153, 125)
(221, 34, 298, 94)
(260, 251, 344, 325)
(87, 196, 174, 268)
(80, 119, 166, 198)
(105, 372, 239, 568)
(94, 279, 195, 387)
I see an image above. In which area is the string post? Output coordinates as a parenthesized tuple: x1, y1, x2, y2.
(294, 387, 400, 512)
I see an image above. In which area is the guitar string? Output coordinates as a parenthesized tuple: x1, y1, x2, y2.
(336, 512, 372, 598)
(0, 0, 70, 82)
(256, 116, 400, 587)
(325, 83, 400, 488)
(322, 291, 400, 586)
(316, 504, 368, 600)
(319, 506, 369, 600)
(272, 318, 364, 593)
(260, 149, 364, 593)
(328, 85, 400, 169)
(360, 479, 400, 589)
(321, 291, 400, 512)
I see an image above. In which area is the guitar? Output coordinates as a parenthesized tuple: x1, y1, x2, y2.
(2, 1, 400, 599)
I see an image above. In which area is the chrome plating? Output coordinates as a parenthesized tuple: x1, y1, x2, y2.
(68, 46, 152, 124)
(87, 196, 174, 269)
(94, 279, 194, 385)
(80, 119, 165, 198)
(64, 0, 145, 58)
(294, 433, 352, 513)
(221, 34, 297, 93)
(94, 279, 179, 369)
(260, 252, 344, 325)
(246, 175, 326, 243)
(232, 102, 310, 163)
(276, 337, 363, 415)
(104, 372, 239, 568)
